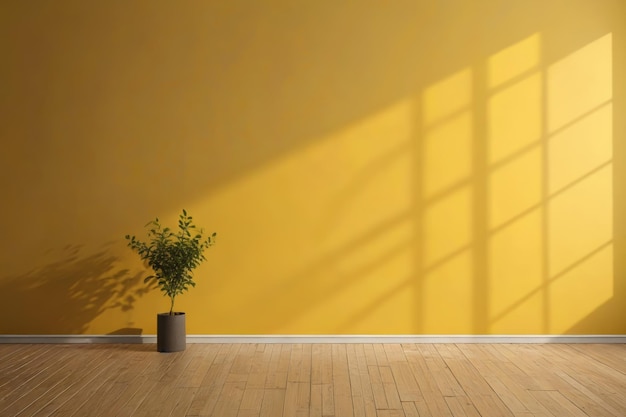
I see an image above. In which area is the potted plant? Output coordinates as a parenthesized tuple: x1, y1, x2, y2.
(125, 209, 216, 352)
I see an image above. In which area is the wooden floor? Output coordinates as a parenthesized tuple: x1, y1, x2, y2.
(0, 343, 624, 416)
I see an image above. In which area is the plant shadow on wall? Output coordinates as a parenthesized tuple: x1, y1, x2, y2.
(0, 244, 147, 334)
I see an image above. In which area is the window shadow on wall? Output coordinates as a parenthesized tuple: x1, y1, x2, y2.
(0, 0, 624, 335)
(206, 2, 625, 335)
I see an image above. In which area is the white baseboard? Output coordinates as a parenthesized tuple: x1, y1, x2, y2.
(0, 334, 625, 344)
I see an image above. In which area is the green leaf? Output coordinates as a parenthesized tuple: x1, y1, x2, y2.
(126, 209, 216, 310)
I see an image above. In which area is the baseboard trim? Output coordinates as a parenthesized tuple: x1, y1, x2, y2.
(1, 334, 625, 344)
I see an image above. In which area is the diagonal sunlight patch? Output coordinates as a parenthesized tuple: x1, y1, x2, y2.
(420, 67, 474, 333)
(489, 146, 542, 229)
(489, 209, 544, 333)
(422, 250, 474, 334)
(549, 244, 613, 333)
(194, 99, 416, 333)
(488, 73, 542, 164)
(423, 112, 473, 198)
(423, 188, 473, 268)
(295, 220, 416, 334)
(548, 103, 612, 195)
(547, 34, 612, 133)
(421, 68, 474, 285)
(421, 67, 474, 269)
(545, 32, 614, 334)
(488, 33, 541, 89)
(548, 164, 613, 279)
(422, 68, 472, 126)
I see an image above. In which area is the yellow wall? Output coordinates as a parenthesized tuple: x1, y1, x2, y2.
(1, 0, 624, 335)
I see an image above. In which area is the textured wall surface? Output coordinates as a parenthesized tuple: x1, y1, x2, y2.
(1, 0, 624, 335)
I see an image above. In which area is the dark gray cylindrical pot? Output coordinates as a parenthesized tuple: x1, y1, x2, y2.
(157, 312, 186, 352)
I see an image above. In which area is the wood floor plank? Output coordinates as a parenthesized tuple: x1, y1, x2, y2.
(530, 390, 589, 417)
(389, 362, 423, 402)
(118, 350, 199, 417)
(534, 344, 626, 416)
(319, 344, 333, 385)
(210, 380, 246, 417)
(283, 381, 310, 417)
(373, 343, 390, 366)
(379, 366, 403, 409)
(363, 343, 378, 366)
(310, 383, 322, 417)
(437, 344, 515, 417)
(287, 343, 304, 383)
(0, 344, 49, 379)
(367, 364, 389, 410)
(1, 342, 624, 417)
(383, 344, 407, 363)
(180, 344, 221, 388)
(468, 359, 552, 416)
(416, 344, 465, 397)
(332, 344, 354, 417)
(265, 344, 290, 389)
(346, 344, 365, 416)
(153, 386, 193, 417)
(0, 344, 61, 396)
(29, 346, 121, 416)
(170, 387, 198, 417)
(377, 410, 406, 417)
(228, 343, 256, 383)
(574, 343, 626, 374)
(401, 401, 421, 417)
(310, 344, 323, 385)
(318, 344, 334, 416)
(260, 388, 285, 417)
(497, 344, 570, 391)
(300, 343, 313, 383)
(353, 344, 377, 417)
(187, 343, 241, 416)
(482, 375, 531, 415)
(457, 345, 538, 416)
(101, 376, 159, 416)
(239, 387, 264, 413)
(444, 396, 482, 417)
(404, 344, 453, 417)
(237, 409, 261, 417)
(0, 346, 79, 416)
(489, 344, 552, 391)
(92, 347, 168, 417)
(240, 344, 273, 415)
(321, 382, 334, 417)
(552, 344, 626, 393)
(555, 369, 626, 417)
